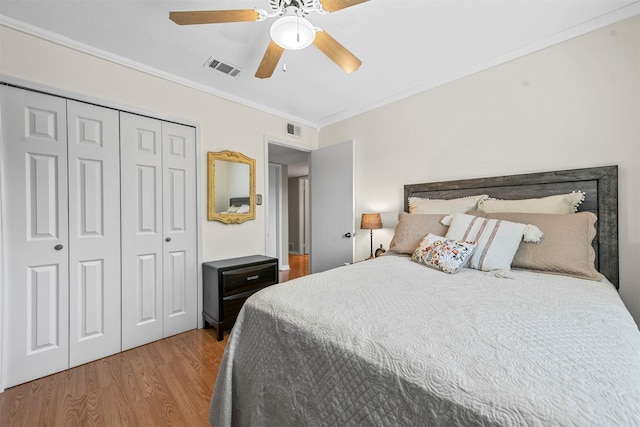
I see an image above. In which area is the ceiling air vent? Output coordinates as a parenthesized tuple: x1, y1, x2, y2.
(204, 56, 242, 77)
(286, 122, 302, 138)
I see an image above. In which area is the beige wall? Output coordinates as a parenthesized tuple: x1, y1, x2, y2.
(319, 15, 640, 325)
(2, 14, 638, 326)
(0, 25, 317, 263)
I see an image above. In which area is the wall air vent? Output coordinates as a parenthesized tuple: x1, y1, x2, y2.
(286, 122, 302, 138)
(204, 56, 242, 77)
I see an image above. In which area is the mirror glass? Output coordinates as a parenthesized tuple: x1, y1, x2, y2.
(208, 151, 255, 224)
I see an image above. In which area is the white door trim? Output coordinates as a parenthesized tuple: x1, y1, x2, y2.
(267, 163, 281, 263)
(0, 86, 6, 393)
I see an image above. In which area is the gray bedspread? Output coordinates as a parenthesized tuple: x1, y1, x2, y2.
(209, 255, 640, 426)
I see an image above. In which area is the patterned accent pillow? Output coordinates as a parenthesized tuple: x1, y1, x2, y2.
(445, 213, 528, 273)
(411, 234, 477, 274)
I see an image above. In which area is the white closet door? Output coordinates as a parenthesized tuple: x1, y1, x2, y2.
(67, 100, 121, 366)
(1, 86, 70, 387)
(120, 112, 164, 350)
(162, 122, 197, 337)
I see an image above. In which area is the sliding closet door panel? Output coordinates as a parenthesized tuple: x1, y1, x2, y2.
(162, 122, 197, 337)
(67, 100, 121, 366)
(120, 112, 163, 350)
(1, 86, 69, 387)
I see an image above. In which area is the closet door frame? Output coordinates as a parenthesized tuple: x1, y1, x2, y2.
(0, 77, 204, 392)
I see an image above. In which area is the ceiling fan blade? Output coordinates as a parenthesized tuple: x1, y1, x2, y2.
(255, 40, 285, 79)
(169, 10, 260, 25)
(313, 30, 362, 74)
(319, 0, 369, 13)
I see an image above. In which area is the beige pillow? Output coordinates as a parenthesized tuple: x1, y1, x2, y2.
(486, 212, 601, 281)
(388, 212, 448, 255)
(408, 195, 489, 214)
(477, 192, 585, 214)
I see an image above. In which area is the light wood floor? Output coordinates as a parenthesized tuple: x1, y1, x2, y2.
(279, 253, 309, 282)
(0, 254, 310, 426)
(0, 329, 228, 426)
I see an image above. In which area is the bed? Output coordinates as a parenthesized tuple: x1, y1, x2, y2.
(220, 197, 251, 214)
(209, 166, 640, 426)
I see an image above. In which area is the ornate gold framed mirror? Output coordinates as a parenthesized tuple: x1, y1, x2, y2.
(208, 150, 256, 224)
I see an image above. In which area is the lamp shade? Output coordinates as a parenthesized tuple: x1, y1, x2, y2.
(360, 213, 382, 230)
(270, 16, 316, 50)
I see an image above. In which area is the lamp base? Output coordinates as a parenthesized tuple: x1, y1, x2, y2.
(368, 229, 375, 261)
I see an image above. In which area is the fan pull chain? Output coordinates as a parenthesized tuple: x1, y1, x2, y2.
(296, 15, 300, 43)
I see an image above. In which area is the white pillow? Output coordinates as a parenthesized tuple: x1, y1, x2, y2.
(477, 192, 585, 214)
(237, 204, 250, 214)
(408, 195, 489, 214)
(445, 213, 531, 273)
(226, 205, 240, 213)
(411, 234, 477, 274)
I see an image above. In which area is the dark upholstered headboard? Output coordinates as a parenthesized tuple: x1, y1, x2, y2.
(404, 166, 619, 288)
(229, 197, 250, 207)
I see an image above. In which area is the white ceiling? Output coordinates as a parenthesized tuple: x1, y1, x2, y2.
(1, 1, 638, 128)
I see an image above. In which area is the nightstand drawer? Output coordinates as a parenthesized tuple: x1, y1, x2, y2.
(222, 262, 278, 296)
(222, 289, 261, 320)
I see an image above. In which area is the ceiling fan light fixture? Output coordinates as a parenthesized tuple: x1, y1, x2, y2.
(270, 15, 316, 50)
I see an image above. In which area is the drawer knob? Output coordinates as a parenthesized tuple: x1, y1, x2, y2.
(246, 275, 260, 281)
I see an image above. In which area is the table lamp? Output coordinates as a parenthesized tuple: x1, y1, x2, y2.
(360, 213, 382, 259)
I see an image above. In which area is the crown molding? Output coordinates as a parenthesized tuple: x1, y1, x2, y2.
(314, 3, 640, 128)
(3, 3, 639, 130)
(0, 15, 319, 129)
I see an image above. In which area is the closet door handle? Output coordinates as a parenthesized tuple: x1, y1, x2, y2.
(54, 244, 64, 250)
(165, 237, 171, 242)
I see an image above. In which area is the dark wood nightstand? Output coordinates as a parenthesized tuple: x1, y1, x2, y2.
(202, 255, 279, 341)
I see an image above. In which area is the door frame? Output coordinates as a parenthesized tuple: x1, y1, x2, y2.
(0, 77, 205, 391)
(266, 162, 282, 262)
(296, 176, 310, 255)
(264, 136, 312, 271)
(0, 87, 6, 393)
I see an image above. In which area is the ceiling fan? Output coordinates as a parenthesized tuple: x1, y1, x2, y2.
(169, 0, 368, 79)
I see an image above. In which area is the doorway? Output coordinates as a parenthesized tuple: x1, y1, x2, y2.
(266, 142, 310, 281)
